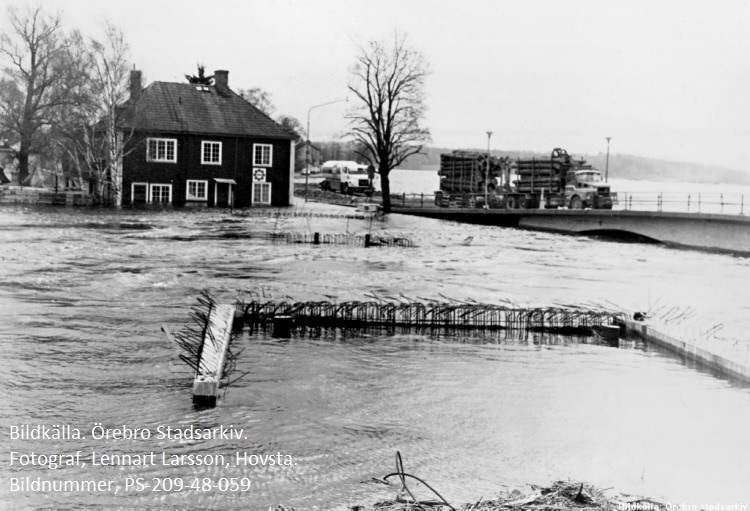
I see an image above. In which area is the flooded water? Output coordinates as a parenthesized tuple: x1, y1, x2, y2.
(1, 198, 750, 509)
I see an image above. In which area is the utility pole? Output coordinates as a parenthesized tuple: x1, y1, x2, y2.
(305, 98, 347, 202)
(605, 137, 611, 183)
(485, 131, 493, 208)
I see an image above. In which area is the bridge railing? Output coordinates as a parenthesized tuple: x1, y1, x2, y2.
(619, 191, 746, 215)
(388, 192, 746, 216)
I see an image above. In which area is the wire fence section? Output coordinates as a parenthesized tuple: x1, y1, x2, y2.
(239, 298, 623, 334)
(388, 192, 747, 215)
(233, 208, 370, 219)
(269, 232, 415, 247)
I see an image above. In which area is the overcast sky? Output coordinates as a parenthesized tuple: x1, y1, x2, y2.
(8, 0, 750, 171)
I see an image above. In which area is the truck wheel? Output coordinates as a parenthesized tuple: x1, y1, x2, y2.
(341, 183, 349, 194)
(505, 196, 519, 209)
(570, 196, 583, 209)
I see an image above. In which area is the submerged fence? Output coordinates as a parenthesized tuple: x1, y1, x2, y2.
(239, 298, 623, 334)
(181, 230, 415, 247)
(270, 232, 415, 247)
(233, 208, 373, 219)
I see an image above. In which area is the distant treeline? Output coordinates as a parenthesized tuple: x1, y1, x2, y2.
(582, 153, 750, 185)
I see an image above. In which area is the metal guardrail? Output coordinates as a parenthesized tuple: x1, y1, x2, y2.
(388, 192, 747, 216)
(618, 192, 745, 215)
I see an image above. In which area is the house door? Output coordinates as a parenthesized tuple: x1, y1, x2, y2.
(213, 178, 236, 207)
(132, 183, 148, 204)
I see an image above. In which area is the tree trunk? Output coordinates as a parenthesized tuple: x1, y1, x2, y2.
(17, 149, 30, 186)
(19, 55, 38, 187)
(379, 165, 392, 213)
(108, 129, 122, 207)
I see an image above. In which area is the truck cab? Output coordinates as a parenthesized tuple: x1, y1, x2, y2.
(319, 161, 377, 195)
(565, 170, 615, 209)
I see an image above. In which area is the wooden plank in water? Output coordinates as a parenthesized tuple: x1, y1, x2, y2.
(192, 303, 235, 407)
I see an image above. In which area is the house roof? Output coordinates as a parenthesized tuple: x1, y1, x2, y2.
(118, 82, 297, 140)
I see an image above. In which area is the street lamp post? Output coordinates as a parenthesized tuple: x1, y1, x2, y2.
(605, 137, 611, 183)
(485, 131, 493, 208)
(305, 98, 347, 202)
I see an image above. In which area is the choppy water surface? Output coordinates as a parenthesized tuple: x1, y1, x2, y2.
(1, 202, 750, 509)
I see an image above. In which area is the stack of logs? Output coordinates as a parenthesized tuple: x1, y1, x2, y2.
(513, 148, 589, 193)
(514, 158, 564, 193)
(438, 151, 508, 194)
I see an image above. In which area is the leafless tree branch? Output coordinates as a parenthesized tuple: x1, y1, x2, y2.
(346, 34, 430, 212)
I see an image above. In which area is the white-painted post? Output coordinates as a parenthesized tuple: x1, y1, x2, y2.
(192, 303, 235, 407)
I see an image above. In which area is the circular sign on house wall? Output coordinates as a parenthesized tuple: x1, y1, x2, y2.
(253, 168, 267, 182)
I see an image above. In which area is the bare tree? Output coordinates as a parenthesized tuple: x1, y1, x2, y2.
(87, 22, 133, 206)
(276, 114, 305, 139)
(50, 22, 134, 205)
(348, 35, 430, 212)
(53, 22, 136, 206)
(0, 5, 87, 186)
(238, 87, 275, 117)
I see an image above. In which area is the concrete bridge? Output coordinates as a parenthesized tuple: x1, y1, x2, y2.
(391, 206, 750, 255)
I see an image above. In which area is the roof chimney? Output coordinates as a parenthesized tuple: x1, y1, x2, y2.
(130, 69, 142, 102)
(214, 70, 229, 95)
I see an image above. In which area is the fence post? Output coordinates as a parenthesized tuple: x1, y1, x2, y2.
(402, 193, 406, 206)
(698, 194, 701, 213)
(741, 195, 744, 216)
(658, 193, 662, 212)
(721, 194, 724, 214)
(687, 194, 690, 212)
(420, 193, 424, 208)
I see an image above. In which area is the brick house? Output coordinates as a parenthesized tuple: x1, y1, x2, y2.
(118, 70, 297, 207)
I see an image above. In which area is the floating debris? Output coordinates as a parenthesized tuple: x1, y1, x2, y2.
(457, 480, 629, 510)
(269, 452, 665, 511)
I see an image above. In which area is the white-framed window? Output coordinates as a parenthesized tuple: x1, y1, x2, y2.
(131, 182, 148, 204)
(252, 182, 272, 205)
(201, 141, 222, 165)
(146, 138, 177, 163)
(253, 143, 272, 167)
(149, 183, 172, 203)
(186, 180, 208, 201)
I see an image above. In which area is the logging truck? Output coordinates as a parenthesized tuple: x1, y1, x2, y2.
(435, 148, 616, 209)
